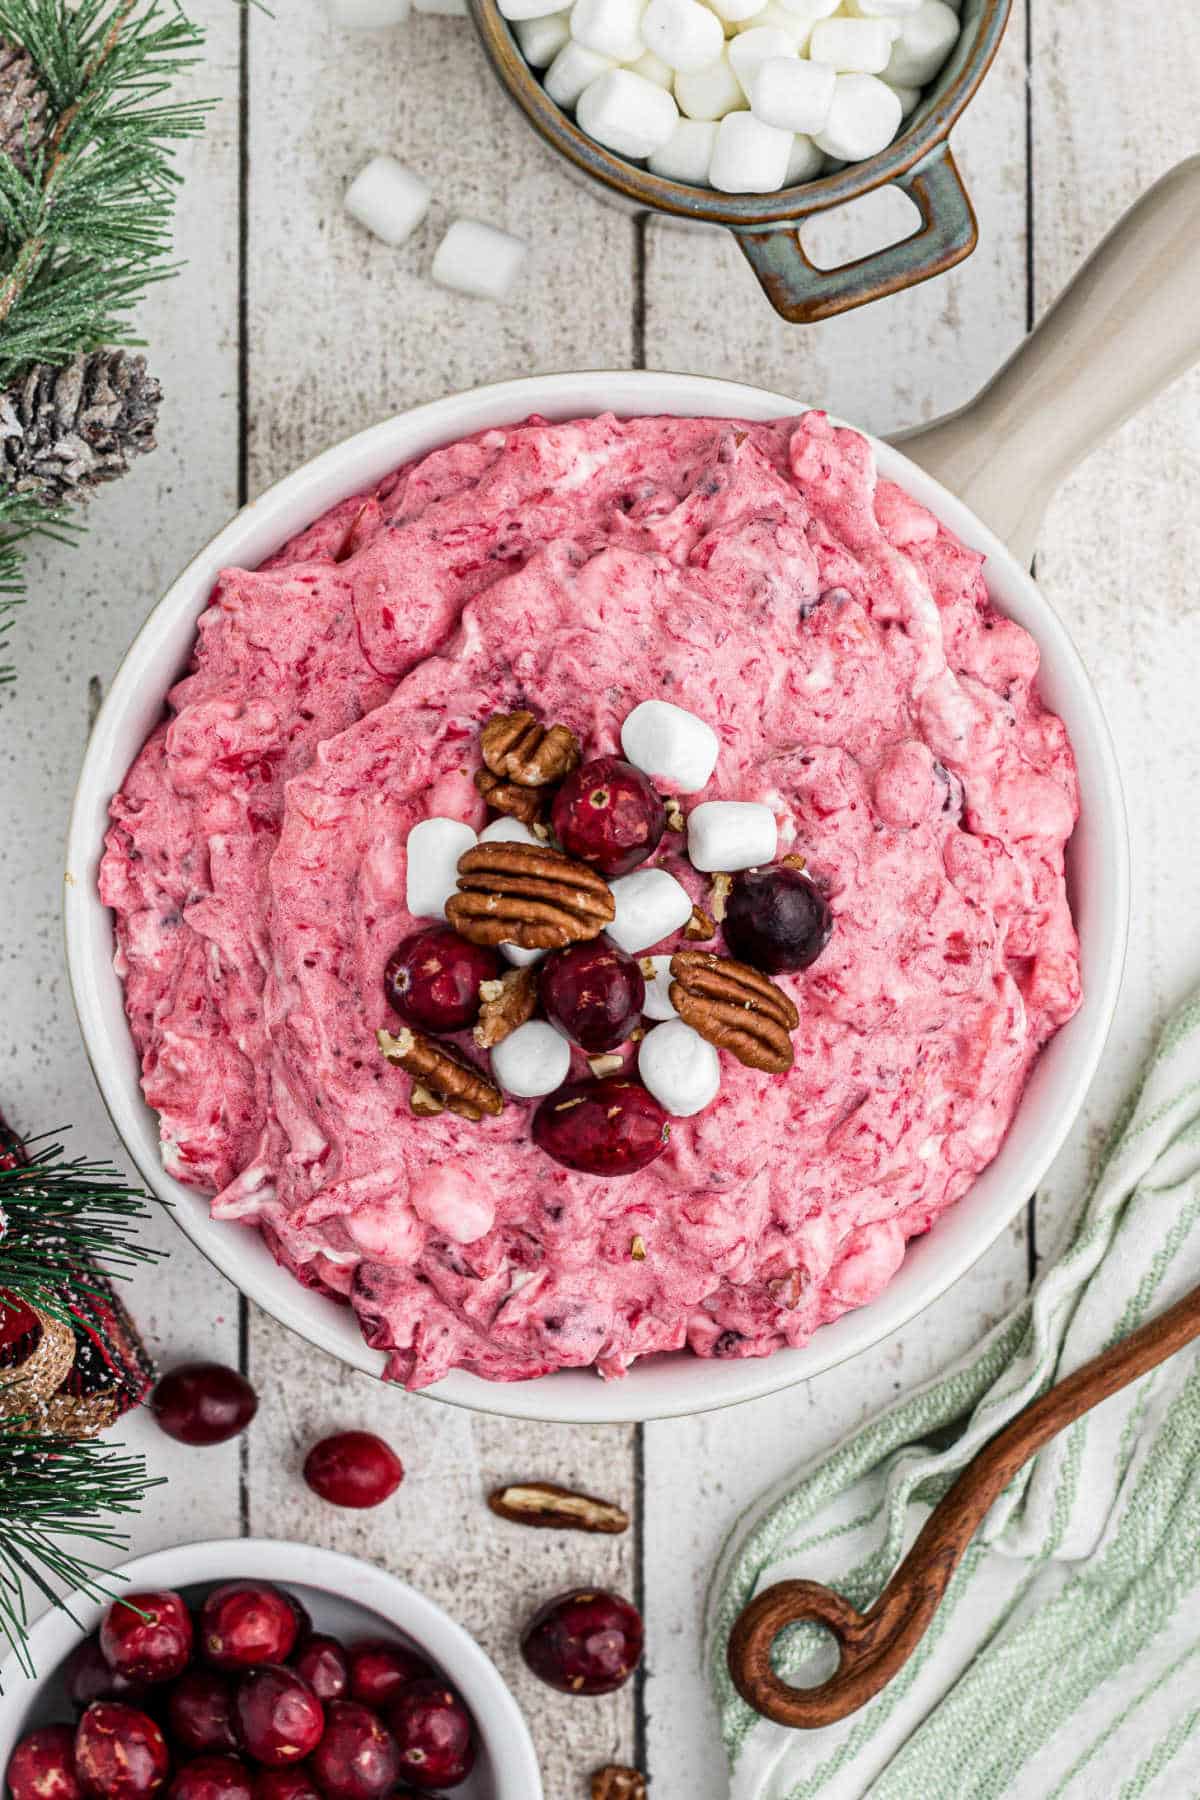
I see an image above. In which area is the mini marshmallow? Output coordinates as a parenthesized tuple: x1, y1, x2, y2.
(709, 109, 792, 192)
(648, 116, 718, 182)
(851, 0, 921, 14)
(577, 68, 678, 158)
(708, 0, 768, 23)
(884, 0, 959, 84)
(621, 699, 719, 793)
(516, 9, 570, 63)
(325, 0, 409, 26)
(639, 1020, 720, 1117)
(432, 220, 527, 301)
(405, 817, 476, 919)
(642, 0, 724, 72)
(728, 27, 798, 100)
(674, 51, 745, 120)
(774, 0, 839, 17)
(607, 868, 694, 954)
(480, 816, 540, 844)
(735, 7, 811, 48)
(631, 47, 674, 86)
(491, 1020, 571, 1097)
(640, 954, 679, 1021)
(785, 131, 825, 181)
(545, 40, 615, 106)
(499, 0, 564, 19)
(815, 71, 902, 160)
(884, 77, 921, 114)
(687, 799, 777, 871)
(750, 54, 835, 132)
(502, 942, 546, 967)
(809, 16, 893, 72)
(344, 157, 431, 247)
(571, 0, 646, 63)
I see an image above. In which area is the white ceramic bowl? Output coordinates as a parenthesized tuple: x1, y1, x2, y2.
(0, 1537, 542, 1799)
(64, 370, 1129, 1425)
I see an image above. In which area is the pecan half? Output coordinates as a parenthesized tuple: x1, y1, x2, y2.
(488, 1481, 629, 1535)
(592, 1769, 646, 1800)
(474, 767, 545, 826)
(481, 710, 581, 787)
(447, 841, 615, 950)
(474, 965, 538, 1049)
(684, 905, 715, 941)
(669, 951, 799, 1073)
(377, 1027, 503, 1118)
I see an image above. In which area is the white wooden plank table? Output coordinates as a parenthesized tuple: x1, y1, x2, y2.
(3, 3, 1199, 1794)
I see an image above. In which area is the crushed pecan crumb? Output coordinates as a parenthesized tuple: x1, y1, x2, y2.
(474, 767, 545, 826)
(669, 951, 799, 1074)
(685, 905, 715, 941)
(474, 964, 538, 1049)
(447, 840, 615, 950)
(664, 796, 685, 832)
(409, 1083, 445, 1118)
(488, 1481, 630, 1535)
(768, 1269, 804, 1309)
(782, 853, 807, 872)
(377, 1027, 504, 1118)
(630, 1234, 647, 1261)
(709, 872, 733, 923)
(592, 1768, 647, 1800)
(481, 710, 581, 787)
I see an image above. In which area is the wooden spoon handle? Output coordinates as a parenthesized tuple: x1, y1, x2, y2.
(728, 1282, 1200, 1729)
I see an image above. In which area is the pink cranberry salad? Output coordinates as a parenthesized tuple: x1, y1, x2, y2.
(100, 411, 1081, 1387)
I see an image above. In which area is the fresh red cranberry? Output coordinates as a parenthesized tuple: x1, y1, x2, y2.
(539, 940, 645, 1052)
(387, 1682, 475, 1791)
(302, 1432, 403, 1509)
(64, 1637, 148, 1712)
(232, 1667, 323, 1767)
(723, 866, 833, 974)
(520, 1587, 644, 1695)
(166, 1670, 238, 1755)
(550, 756, 665, 877)
(532, 1078, 669, 1176)
(346, 1640, 430, 1709)
(251, 1773, 321, 1800)
(166, 1759, 253, 1800)
(151, 1364, 258, 1446)
(6, 1726, 82, 1800)
(309, 1702, 399, 1800)
(100, 1592, 193, 1685)
(384, 927, 500, 1034)
(291, 1634, 349, 1702)
(200, 1584, 298, 1671)
(74, 1704, 169, 1800)
(282, 1595, 312, 1648)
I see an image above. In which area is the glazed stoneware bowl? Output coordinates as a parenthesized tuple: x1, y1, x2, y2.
(468, 0, 1012, 321)
(0, 1538, 543, 1800)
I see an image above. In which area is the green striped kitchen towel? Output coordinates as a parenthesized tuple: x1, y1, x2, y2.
(708, 990, 1200, 1800)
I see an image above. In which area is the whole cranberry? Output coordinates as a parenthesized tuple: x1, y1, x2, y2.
(63, 1637, 148, 1713)
(387, 1682, 475, 1792)
(200, 1584, 298, 1671)
(232, 1667, 323, 1767)
(251, 1774, 320, 1800)
(6, 1725, 82, 1800)
(532, 1079, 669, 1176)
(520, 1588, 644, 1695)
(723, 866, 833, 974)
(151, 1364, 258, 1446)
(346, 1640, 430, 1710)
(282, 1596, 312, 1648)
(384, 927, 499, 1034)
(309, 1702, 399, 1800)
(167, 1670, 238, 1755)
(302, 1433, 403, 1509)
(550, 756, 665, 877)
(166, 1759, 253, 1800)
(291, 1634, 349, 1703)
(74, 1704, 169, 1800)
(100, 1592, 193, 1686)
(539, 941, 645, 1052)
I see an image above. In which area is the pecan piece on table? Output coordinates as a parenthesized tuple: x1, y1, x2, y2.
(684, 904, 715, 941)
(592, 1769, 647, 1800)
(377, 1027, 504, 1118)
(447, 840, 615, 950)
(474, 766, 545, 826)
(669, 950, 799, 1074)
(481, 709, 581, 787)
(488, 1481, 630, 1535)
(474, 964, 538, 1050)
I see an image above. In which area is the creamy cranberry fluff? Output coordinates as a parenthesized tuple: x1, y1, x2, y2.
(100, 412, 1081, 1387)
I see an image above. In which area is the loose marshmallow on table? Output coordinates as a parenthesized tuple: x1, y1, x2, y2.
(571, 0, 646, 62)
(640, 955, 679, 1021)
(546, 41, 615, 106)
(432, 220, 527, 301)
(809, 16, 893, 72)
(344, 157, 431, 246)
(607, 868, 694, 955)
(884, 0, 959, 84)
(648, 117, 718, 183)
(709, 111, 792, 193)
(639, 1020, 720, 1117)
(687, 800, 777, 872)
(516, 9, 571, 64)
(750, 54, 835, 132)
(815, 71, 902, 161)
(621, 699, 719, 794)
(480, 816, 540, 844)
(491, 1020, 572, 1097)
(729, 27, 798, 99)
(577, 69, 679, 158)
(406, 818, 476, 919)
(674, 52, 745, 121)
(642, 0, 724, 72)
(325, 0, 410, 25)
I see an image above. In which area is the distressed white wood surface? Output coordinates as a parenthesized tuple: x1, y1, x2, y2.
(3, 1, 1199, 1795)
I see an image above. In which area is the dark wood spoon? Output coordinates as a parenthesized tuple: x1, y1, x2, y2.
(728, 1283, 1200, 1729)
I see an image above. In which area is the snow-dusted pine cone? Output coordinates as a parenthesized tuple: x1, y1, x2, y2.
(0, 40, 49, 174)
(0, 350, 161, 508)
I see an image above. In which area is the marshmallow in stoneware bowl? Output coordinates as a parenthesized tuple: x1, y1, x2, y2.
(571, 0, 646, 61)
(577, 68, 679, 159)
(492, 1020, 572, 1097)
(607, 867, 694, 954)
(710, 112, 793, 194)
(687, 800, 777, 872)
(500, 0, 567, 19)
(815, 71, 902, 161)
(885, 0, 960, 84)
(406, 817, 476, 919)
(545, 40, 614, 105)
(648, 117, 718, 183)
(344, 156, 430, 246)
(808, 15, 894, 72)
(432, 220, 528, 301)
(639, 954, 679, 1021)
(621, 699, 719, 794)
(515, 8, 570, 63)
(785, 131, 826, 182)
(632, 47, 674, 86)
(639, 1019, 721, 1117)
(674, 51, 745, 122)
(749, 54, 835, 133)
(641, 0, 725, 73)
(728, 26, 798, 99)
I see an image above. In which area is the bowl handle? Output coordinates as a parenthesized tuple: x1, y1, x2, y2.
(733, 141, 978, 326)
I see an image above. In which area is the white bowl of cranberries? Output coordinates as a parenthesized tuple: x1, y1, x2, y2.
(0, 1539, 542, 1800)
